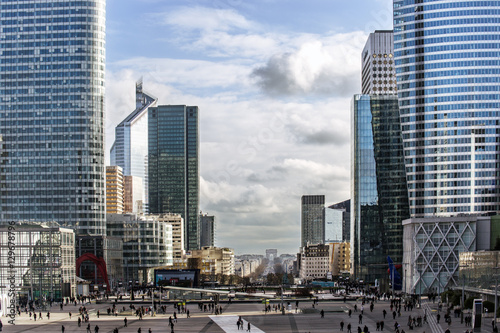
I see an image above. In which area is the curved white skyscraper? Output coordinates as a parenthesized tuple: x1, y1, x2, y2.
(0, 0, 106, 234)
(394, 0, 500, 217)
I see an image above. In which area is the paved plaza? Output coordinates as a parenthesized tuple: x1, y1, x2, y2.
(1, 297, 494, 333)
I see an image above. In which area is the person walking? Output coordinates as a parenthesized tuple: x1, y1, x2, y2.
(340, 320, 344, 331)
(61, 325, 65, 333)
(124, 317, 128, 327)
(247, 322, 251, 332)
(347, 323, 352, 333)
(359, 313, 363, 324)
(95, 325, 100, 333)
(320, 309, 324, 318)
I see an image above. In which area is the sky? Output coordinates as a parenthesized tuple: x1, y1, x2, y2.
(105, 0, 393, 255)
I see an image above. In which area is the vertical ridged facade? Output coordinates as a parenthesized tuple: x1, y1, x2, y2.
(0, 0, 106, 234)
(394, 0, 500, 217)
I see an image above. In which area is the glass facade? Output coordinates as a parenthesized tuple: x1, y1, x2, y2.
(149, 105, 199, 250)
(393, 0, 500, 217)
(324, 207, 343, 243)
(301, 195, 325, 247)
(110, 80, 157, 211)
(0, 0, 106, 234)
(0, 224, 75, 304)
(351, 95, 410, 283)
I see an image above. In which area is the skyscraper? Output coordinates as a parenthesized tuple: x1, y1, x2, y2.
(301, 195, 325, 247)
(394, 0, 500, 217)
(351, 95, 409, 283)
(200, 212, 215, 248)
(361, 30, 397, 95)
(0, 0, 106, 234)
(111, 80, 157, 212)
(149, 105, 199, 250)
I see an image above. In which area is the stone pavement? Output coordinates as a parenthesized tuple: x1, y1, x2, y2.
(0, 297, 493, 332)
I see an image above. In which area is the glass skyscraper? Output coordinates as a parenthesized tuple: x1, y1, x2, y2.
(110, 80, 157, 211)
(148, 105, 199, 251)
(0, 0, 106, 234)
(301, 195, 325, 248)
(394, 0, 500, 217)
(351, 95, 410, 283)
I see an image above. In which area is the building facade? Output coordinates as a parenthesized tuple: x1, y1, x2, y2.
(329, 242, 350, 276)
(200, 213, 215, 248)
(361, 30, 396, 95)
(324, 207, 344, 243)
(149, 105, 200, 250)
(393, 0, 500, 217)
(301, 195, 325, 247)
(329, 199, 351, 242)
(0, 223, 76, 303)
(0, 0, 106, 235)
(157, 213, 184, 265)
(106, 166, 124, 214)
(299, 244, 331, 281)
(187, 247, 235, 276)
(403, 216, 478, 295)
(351, 95, 410, 284)
(106, 213, 173, 284)
(110, 80, 157, 212)
(123, 176, 144, 214)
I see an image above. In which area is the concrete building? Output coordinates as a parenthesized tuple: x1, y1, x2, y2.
(361, 30, 396, 95)
(301, 195, 325, 247)
(107, 214, 173, 284)
(299, 244, 331, 281)
(200, 213, 215, 248)
(111, 80, 157, 213)
(351, 95, 409, 284)
(0, 223, 76, 303)
(329, 242, 350, 276)
(106, 166, 124, 214)
(149, 105, 200, 250)
(394, 1, 500, 217)
(124, 176, 144, 214)
(187, 247, 235, 276)
(0, 0, 106, 235)
(157, 213, 185, 265)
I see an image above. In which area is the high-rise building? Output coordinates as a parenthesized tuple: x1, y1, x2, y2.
(111, 80, 157, 212)
(301, 195, 325, 247)
(200, 212, 215, 248)
(393, 0, 500, 217)
(123, 176, 144, 214)
(324, 207, 344, 243)
(361, 31, 396, 95)
(329, 199, 351, 242)
(106, 166, 124, 214)
(149, 105, 199, 250)
(157, 213, 185, 265)
(351, 95, 410, 284)
(0, 0, 106, 234)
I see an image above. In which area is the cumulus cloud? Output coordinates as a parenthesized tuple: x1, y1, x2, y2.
(252, 32, 366, 97)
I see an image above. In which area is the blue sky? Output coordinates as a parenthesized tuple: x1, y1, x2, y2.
(105, 0, 393, 255)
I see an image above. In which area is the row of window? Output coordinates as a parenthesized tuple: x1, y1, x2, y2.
(399, 103, 500, 115)
(400, 93, 500, 106)
(398, 60, 500, 74)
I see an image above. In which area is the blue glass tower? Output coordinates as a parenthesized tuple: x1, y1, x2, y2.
(0, 0, 106, 234)
(351, 95, 409, 283)
(394, 0, 500, 217)
(148, 105, 199, 250)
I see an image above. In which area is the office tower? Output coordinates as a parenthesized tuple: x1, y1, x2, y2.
(324, 207, 343, 243)
(361, 31, 396, 95)
(106, 166, 124, 214)
(149, 105, 200, 250)
(394, 1, 500, 217)
(123, 176, 144, 214)
(329, 199, 351, 242)
(200, 212, 215, 248)
(351, 95, 410, 283)
(0, 0, 106, 234)
(111, 80, 157, 212)
(301, 195, 325, 247)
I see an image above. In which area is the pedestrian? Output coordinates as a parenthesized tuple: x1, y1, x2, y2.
(124, 317, 128, 327)
(349, 309, 352, 317)
(39, 312, 43, 320)
(78, 317, 81, 327)
(138, 328, 141, 333)
(383, 309, 387, 318)
(359, 313, 363, 324)
(320, 309, 324, 318)
(340, 320, 345, 331)
(149, 329, 152, 333)
(61, 325, 65, 333)
(86, 323, 91, 333)
(95, 325, 100, 333)
(47, 311, 50, 319)
(34, 313, 37, 321)
(347, 323, 352, 333)
(437, 314, 440, 323)
(97, 310, 100, 318)
(247, 322, 251, 332)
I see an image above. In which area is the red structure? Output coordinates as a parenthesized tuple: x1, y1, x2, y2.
(76, 253, 110, 292)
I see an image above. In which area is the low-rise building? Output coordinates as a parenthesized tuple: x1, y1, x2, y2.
(299, 244, 331, 281)
(186, 247, 235, 276)
(0, 222, 76, 304)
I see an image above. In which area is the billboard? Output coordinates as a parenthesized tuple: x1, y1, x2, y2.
(154, 269, 200, 288)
